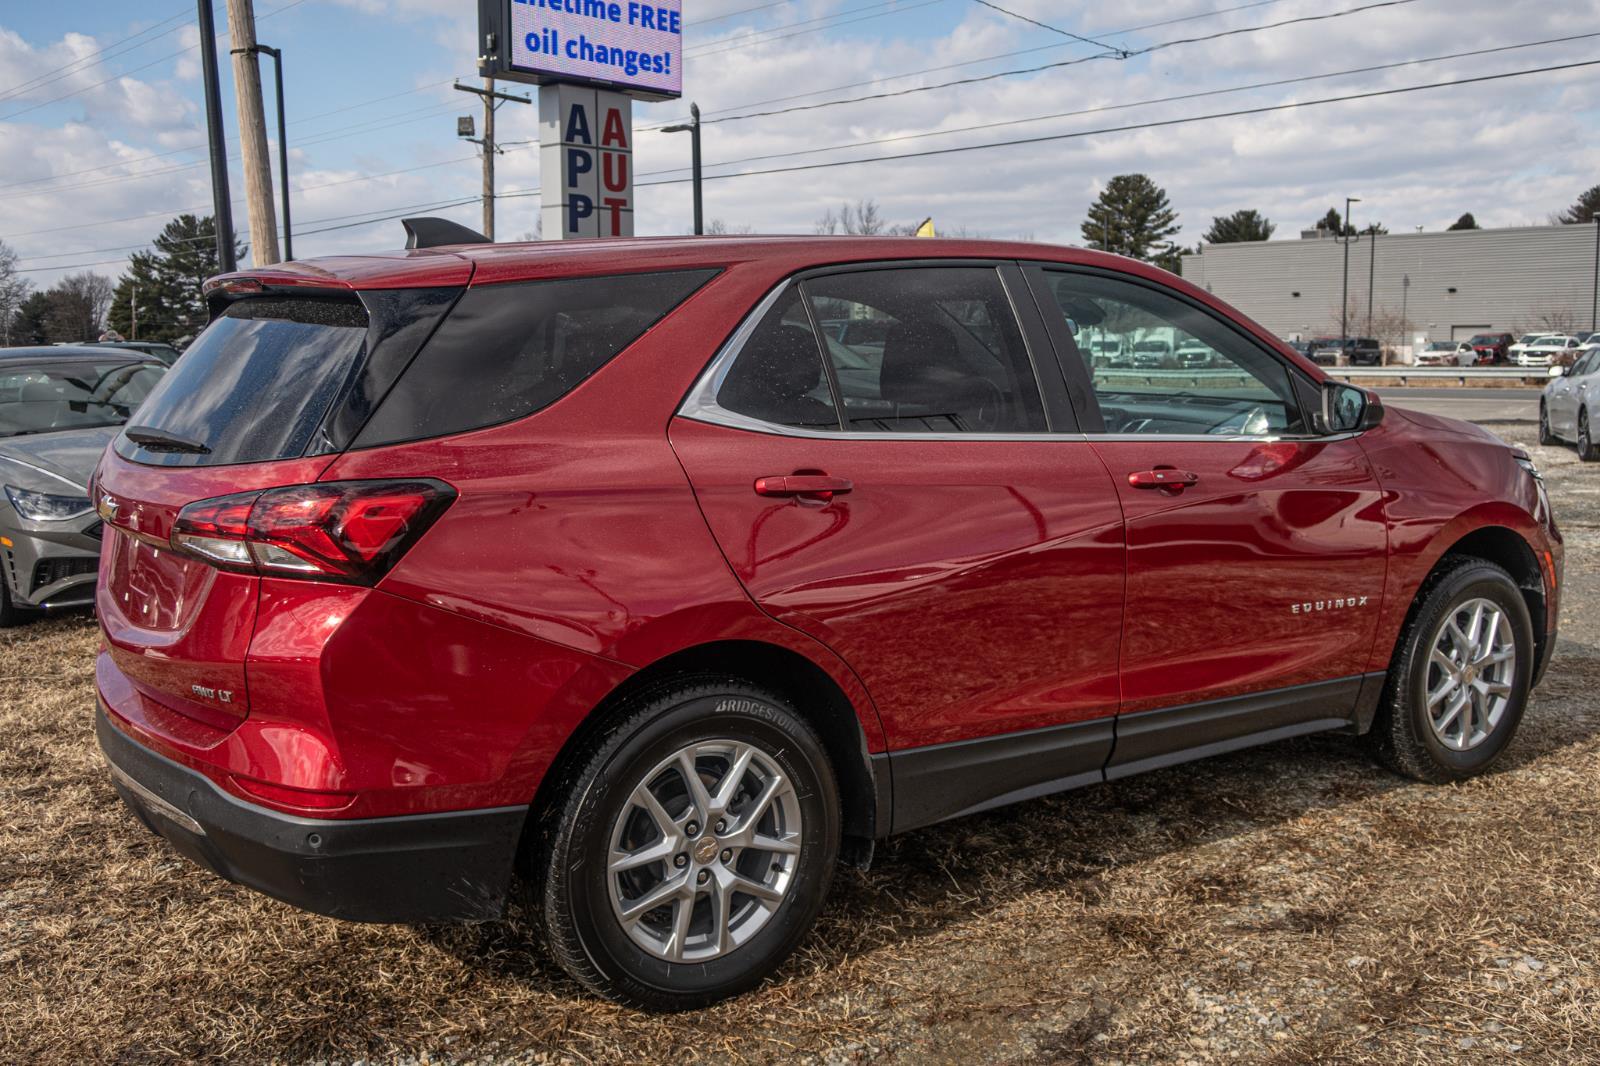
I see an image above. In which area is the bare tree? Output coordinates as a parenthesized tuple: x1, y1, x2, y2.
(0, 239, 31, 346)
(705, 219, 754, 235)
(815, 199, 891, 235)
(44, 272, 114, 343)
(1515, 302, 1582, 335)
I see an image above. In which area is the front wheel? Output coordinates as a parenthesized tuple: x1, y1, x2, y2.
(1539, 402, 1557, 446)
(532, 678, 840, 1010)
(1365, 558, 1533, 783)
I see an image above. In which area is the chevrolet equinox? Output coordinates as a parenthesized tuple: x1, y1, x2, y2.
(94, 228, 1561, 1010)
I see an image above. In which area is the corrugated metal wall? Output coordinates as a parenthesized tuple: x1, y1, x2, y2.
(1179, 224, 1600, 341)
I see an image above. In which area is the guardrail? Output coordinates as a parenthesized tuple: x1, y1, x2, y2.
(1322, 366, 1555, 385)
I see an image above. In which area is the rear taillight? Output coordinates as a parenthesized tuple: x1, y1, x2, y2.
(171, 479, 455, 584)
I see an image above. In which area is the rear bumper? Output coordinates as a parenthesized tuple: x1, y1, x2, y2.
(96, 702, 527, 923)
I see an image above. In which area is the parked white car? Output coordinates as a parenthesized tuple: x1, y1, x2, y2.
(1414, 340, 1473, 366)
(1542, 349, 1600, 459)
(1516, 335, 1583, 368)
(1508, 333, 1545, 362)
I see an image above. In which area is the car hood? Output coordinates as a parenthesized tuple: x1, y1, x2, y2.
(0, 426, 117, 494)
(1389, 405, 1508, 445)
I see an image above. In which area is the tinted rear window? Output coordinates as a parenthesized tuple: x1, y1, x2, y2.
(354, 269, 716, 447)
(115, 296, 368, 466)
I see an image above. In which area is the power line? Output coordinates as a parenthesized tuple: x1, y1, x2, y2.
(655, 0, 1423, 128)
(0, 8, 192, 104)
(635, 59, 1600, 188)
(639, 32, 1600, 178)
(969, 0, 1128, 57)
(697, 0, 794, 27)
(686, 0, 952, 60)
(685, 0, 907, 54)
(650, 0, 1293, 126)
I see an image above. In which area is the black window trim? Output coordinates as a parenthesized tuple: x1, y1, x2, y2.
(677, 258, 1081, 440)
(1020, 261, 1335, 442)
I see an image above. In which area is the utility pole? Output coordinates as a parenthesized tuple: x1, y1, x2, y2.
(1339, 196, 1361, 344)
(226, 0, 281, 265)
(661, 103, 703, 235)
(130, 283, 138, 340)
(455, 79, 531, 240)
(1592, 218, 1598, 334)
(1401, 273, 1410, 365)
(196, 0, 236, 273)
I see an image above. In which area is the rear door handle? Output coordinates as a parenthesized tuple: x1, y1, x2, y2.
(1128, 469, 1199, 490)
(754, 475, 854, 501)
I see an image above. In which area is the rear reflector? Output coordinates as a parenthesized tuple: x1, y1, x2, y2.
(171, 479, 455, 585)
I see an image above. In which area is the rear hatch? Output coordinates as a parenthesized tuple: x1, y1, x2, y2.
(96, 260, 469, 736)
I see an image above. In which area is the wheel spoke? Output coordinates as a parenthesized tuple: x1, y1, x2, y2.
(677, 748, 714, 819)
(1434, 692, 1465, 736)
(1427, 670, 1457, 709)
(666, 889, 696, 961)
(750, 831, 802, 855)
(1476, 609, 1503, 661)
(631, 779, 679, 838)
(713, 744, 755, 812)
(609, 836, 677, 874)
(725, 869, 785, 903)
(619, 871, 690, 923)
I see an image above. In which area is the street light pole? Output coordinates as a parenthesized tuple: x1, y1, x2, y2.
(1592, 218, 1598, 333)
(1367, 226, 1377, 339)
(1401, 273, 1411, 365)
(1340, 196, 1360, 344)
(249, 44, 291, 260)
(195, 0, 236, 273)
(661, 103, 703, 235)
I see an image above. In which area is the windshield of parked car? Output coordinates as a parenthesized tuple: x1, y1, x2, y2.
(1134, 340, 1169, 352)
(1426, 342, 1453, 351)
(0, 359, 165, 438)
(1518, 334, 1540, 345)
(1311, 337, 1341, 348)
(1468, 335, 1497, 345)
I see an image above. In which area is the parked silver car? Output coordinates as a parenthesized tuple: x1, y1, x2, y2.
(1541, 348, 1600, 461)
(0, 347, 166, 624)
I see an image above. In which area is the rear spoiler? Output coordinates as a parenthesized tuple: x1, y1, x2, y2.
(402, 217, 491, 249)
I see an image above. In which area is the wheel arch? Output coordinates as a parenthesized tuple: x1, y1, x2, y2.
(524, 637, 888, 876)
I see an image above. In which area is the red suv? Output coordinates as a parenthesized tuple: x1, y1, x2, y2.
(94, 231, 1561, 1010)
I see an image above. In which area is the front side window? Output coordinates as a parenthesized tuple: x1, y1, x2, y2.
(1040, 270, 1304, 436)
(802, 267, 1045, 433)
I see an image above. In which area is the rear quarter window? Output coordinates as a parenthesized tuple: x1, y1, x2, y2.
(353, 269, 717, 447)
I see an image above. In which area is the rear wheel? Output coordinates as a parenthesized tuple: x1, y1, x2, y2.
(532, 678, 840, 1010)
(1365, 558, 1533, 783)
(1579, 408, 1598, 462)
(1539, 402, 1557, 446)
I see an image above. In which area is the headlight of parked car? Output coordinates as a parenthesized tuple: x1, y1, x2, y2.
(4, 485, 93, 521)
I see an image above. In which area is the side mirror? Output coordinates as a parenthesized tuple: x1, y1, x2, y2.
(1549, 365, 1564, 378)
(1319, 381, 1383, 434)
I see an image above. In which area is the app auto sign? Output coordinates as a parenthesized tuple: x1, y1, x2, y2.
(505, 0, 682, 100)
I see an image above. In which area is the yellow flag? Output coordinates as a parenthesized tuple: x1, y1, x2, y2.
(914, 217, 935, 238)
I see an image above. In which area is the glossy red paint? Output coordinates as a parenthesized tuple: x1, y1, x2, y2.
(92, 236, 1560, 838)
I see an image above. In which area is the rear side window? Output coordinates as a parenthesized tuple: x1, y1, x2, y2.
(716, 290, 840, 431)
(356, 269, 717, 446)
(117, 296, 368, 466)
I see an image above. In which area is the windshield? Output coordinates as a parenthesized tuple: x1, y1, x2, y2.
(0, 360, 165, 438)
(1426, 342, 1453, 351)
(1468, 335, 1497, 345)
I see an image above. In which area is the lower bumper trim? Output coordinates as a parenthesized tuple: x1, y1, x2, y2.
(96, 702, 528, 923)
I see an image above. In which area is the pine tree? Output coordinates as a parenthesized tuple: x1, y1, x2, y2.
(1314, 207, 1355, 237)
(12, 290, 50, 346)
(1558, 185, 1600, 225)
(1447, 212, 1481, 231)
(1082, 174, 1180, 263)
(107, 215, 242, 343)
(1203, 209, 1275, 244)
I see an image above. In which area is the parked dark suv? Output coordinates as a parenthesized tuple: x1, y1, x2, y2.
(1307, 336, 1382, 366)
(96, 230, 1561, 1010)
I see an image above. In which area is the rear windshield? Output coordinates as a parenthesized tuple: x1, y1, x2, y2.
(354, 269, 716, 447)
(115, 296, 368, 466)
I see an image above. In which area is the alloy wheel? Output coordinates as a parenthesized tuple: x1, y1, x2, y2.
(1424, 597, 1516, 752)
(606, 739, 802, 963)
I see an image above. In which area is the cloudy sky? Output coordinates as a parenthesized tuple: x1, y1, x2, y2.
(3, 0, 1598, 286)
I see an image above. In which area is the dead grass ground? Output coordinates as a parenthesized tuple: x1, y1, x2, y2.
(3, 421, 1599, 1064)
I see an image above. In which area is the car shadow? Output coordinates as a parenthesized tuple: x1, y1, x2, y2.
(423, 640, 1600, 1000)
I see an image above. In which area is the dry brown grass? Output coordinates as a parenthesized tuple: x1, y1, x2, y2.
(3, 422, 1599, 1064)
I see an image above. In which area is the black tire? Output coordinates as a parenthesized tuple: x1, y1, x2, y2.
(531, 676, 840, 1011)
(1578, 408, 1598, 462)
(1539, 402, 1557, 446)
(1364, 558, 1534, 783)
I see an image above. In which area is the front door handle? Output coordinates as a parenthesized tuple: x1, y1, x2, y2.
(1128, 469, 1199, 490)
(754, 474, 854, 501)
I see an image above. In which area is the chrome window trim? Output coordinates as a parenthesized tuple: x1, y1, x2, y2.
(676, 271, 1356, 445)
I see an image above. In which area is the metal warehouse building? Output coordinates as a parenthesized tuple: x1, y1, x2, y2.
(1179, 223, 1600, 348)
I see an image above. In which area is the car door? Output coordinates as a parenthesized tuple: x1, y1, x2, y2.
(670, 262, 1127, 831)
(1023, 264, 1389, 777)
(1551, 351, 1594, 436)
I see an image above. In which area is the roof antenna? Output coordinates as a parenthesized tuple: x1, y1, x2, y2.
(402, 217, 492, 249)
